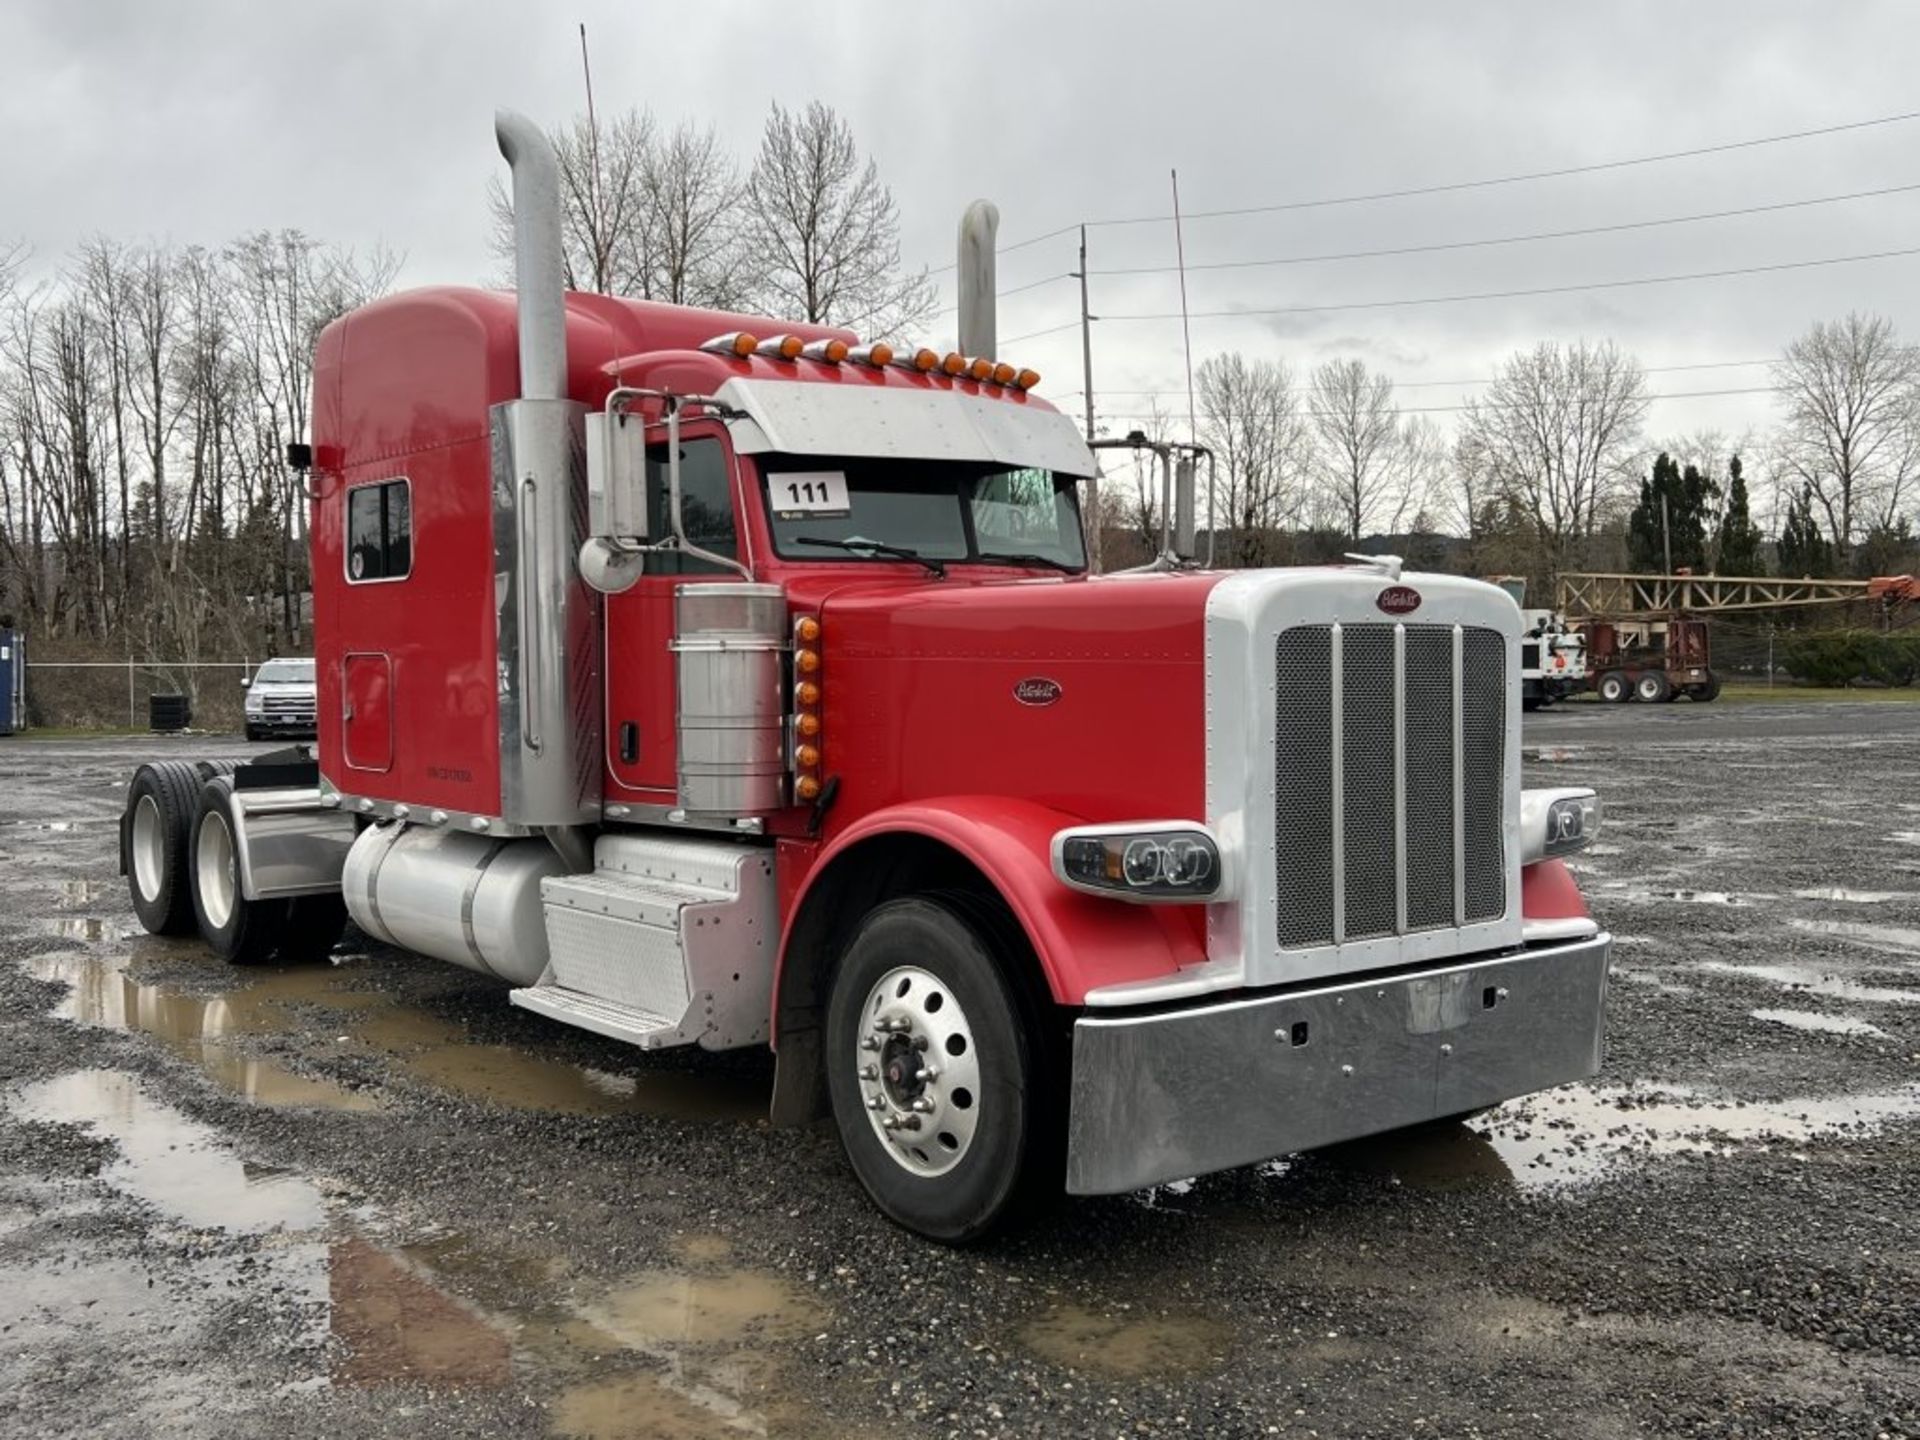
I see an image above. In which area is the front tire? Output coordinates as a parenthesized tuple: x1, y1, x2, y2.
(825, 897, 1054, 1243)
(190, 776, 290, 965)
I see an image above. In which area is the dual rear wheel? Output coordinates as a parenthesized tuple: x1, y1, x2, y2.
(125, 761, 346, 964)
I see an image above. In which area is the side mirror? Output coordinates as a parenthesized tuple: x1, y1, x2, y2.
(586, 412, 648, 542)
(240, 676, 251, 689)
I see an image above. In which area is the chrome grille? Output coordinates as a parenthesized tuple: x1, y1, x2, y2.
(1274, 622, 1507, 948)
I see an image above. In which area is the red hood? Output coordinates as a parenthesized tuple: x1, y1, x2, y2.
(802, 570, 1226, 833)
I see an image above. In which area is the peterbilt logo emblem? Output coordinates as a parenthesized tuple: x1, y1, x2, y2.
(1013, 677, 1063, 707)
(1376, 585, 1422, 615)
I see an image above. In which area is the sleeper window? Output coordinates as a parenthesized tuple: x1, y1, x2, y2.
(347, 479, 412, 582)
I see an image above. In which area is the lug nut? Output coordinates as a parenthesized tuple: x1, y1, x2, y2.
(914, 1067, 938, 1083)
(860, 1065, 879, 1081)
(861, 1035, 880, 1052)
(910, 1097, 934, 1114)
(867, 1096, 884, 1111)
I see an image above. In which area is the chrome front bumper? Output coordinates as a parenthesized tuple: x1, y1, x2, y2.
(1065, 933, 1611, 1195)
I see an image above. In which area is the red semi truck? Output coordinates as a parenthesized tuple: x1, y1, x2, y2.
(117, 112, 1609, 1241)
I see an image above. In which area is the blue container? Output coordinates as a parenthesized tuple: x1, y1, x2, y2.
(0, 632, 20, 735)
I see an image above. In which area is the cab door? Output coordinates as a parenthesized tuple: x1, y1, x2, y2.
(604, 426, 750, 799)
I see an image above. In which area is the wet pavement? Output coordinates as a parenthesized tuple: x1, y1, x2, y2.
(0, 708, 1916, 1438)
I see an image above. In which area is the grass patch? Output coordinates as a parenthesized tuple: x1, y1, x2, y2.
(1717, 682, 1920, 704)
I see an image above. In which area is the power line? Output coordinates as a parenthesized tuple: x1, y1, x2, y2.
(1090, 383, 1783, 424)
(1087, 182, 1920, 277)
(1056, 358, 1779, 401)
(928, 105, 1920, 271)
(1001, 244, 1920, 344)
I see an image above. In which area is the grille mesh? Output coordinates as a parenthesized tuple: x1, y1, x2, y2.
(1273, 627, 1334, 947)
(1273, 621, 1507, 948)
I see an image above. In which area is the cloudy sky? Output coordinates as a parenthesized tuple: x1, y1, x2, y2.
(6, 0, 1920, 487)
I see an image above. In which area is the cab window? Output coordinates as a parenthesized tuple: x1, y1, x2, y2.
(646, 438, 738, 574)
(346, 479, 412, 582)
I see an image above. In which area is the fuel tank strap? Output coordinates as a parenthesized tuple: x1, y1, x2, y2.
(359, 823, 401, 945)
(459, 839, 513, 976)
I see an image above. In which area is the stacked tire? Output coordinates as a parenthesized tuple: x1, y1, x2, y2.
(123, 760, 346, 964)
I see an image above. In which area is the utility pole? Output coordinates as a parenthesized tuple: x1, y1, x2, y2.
(1661, 493, 1673, 577)
(1074, 225, 1101, 571)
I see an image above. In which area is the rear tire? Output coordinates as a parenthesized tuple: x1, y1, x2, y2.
(1597, 672, 1630, 704)
(1693, 673, 1722, 703)
(244, 724, 262, 743)
(825, 897, 1057, 1244)
(1635, 671, 1672, 703)
(190, 776, 290, 965)
(125, 761, 205, 936)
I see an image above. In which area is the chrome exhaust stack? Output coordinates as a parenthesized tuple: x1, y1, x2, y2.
(956, 200, 999, 360)
(494, 109, 569, 400)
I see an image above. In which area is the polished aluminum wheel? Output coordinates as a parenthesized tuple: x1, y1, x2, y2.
(130, 794, 164, 902)
(195, 808, 237, 932)
(856, 964, 981, 1177)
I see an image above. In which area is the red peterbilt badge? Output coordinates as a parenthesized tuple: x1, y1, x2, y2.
(1376, 585, 1422, 615)
(1013, 677, 1063, 706)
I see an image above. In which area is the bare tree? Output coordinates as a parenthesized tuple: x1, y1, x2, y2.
(488, 110, 654, 295)
(1383, 414, 1449, 537)
(1461, 340, 1649, 572)
(743, 101, 934, 339)
(1771, 313, 1920, 563)
(1196, 352, 1308, 567)
(637, 122, 753, 308)
(1310, 359, 1399, 542)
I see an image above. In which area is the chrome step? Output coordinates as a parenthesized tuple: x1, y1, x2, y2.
(526, 833, 777, 1053)
(508, 986, 684, 1049)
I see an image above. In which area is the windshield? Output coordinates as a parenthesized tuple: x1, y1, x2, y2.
(761, 459, 1087, 569)
(254, 659, 314, 685)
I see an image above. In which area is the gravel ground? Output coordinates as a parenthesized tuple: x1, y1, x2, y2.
(0, 709, 1916, 1440)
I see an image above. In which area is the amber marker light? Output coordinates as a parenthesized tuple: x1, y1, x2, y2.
(860, 343, 895, 366)
(903, 347, 939, 372)
(796, 775, 823, 802)
(795, 616, 822, 644)
(796, 713, 821, 738)
(991, 362, 1016, 385)
(796, 649, 821, 675)
(1015, 368, 1042, 389)
(968, 357, 994, 381)
(941, 351, 968, 376)
(802, 338, 851, 363)
(796, 679, 821, 707)
(795, 744, 821, 770)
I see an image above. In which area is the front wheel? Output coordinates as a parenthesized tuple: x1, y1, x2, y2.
(824, 897, 1056, 1243)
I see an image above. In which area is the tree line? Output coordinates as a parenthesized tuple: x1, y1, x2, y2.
(1101, 312, 1920, 589)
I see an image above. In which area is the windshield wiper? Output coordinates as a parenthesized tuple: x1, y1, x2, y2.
(793, 536, 946, 577)
(973, 550, 1083, 573)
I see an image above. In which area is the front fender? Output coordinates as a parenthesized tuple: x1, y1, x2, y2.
(786, 796, 1208, 1005)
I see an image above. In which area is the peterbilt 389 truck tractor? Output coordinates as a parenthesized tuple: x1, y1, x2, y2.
(116, 111, 1609, 1241)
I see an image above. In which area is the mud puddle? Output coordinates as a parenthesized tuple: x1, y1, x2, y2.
(1793, 887, 1907, 904)
(1522, 747, 1587, 764)
(24, 949, 378, 1110)
(1692, 959, 1920, 1007)
(10, 1069, 326, 1231)
(1598, 887, 1772, 906)
(1787, 917, 1920, 954)
(25, 943, 770, 1123)
(1750, 1008, 1888, 1038)
(1469, 1081, 1920, 1185)
(1018, 1302, 1231, 1378)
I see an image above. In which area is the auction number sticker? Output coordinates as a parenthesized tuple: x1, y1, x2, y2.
(773, 471, 852, 519)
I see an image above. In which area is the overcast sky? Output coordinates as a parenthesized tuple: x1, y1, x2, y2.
(7, 0, 1920, 498)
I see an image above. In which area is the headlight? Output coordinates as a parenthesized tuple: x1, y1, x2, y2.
(1520, 787, 1600, 863)
(1051, 823, 1222, 903)
(245, 694, 265, 714)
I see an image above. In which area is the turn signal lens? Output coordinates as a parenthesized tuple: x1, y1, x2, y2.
(758, 334, 805, 360)
(905, 347, 939, 372)
(796, 713, 821, 738)
(796, 680, 821, 707)
(796, 649, 820, 675)
(991, 362, 1016, 385)
(795, 744, 821, 770)
(794, 616, 821, 644)
(797, 775, 823, 802)
(864, 343, 895, 366)
(1014, 368, 1041, 389)
(699, 332, 761, 357)
(802, 338, 851, 363)
(968, 357, 994, 381)
(941, 351, 967, 376)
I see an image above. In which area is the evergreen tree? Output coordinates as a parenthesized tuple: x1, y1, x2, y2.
(1776, 486, 1835, 577)
(1628, 452, 1718, 571)
(1713, 455, 1764, 575)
